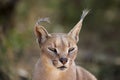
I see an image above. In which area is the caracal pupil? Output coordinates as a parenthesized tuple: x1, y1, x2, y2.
(33, 10, 97, 80)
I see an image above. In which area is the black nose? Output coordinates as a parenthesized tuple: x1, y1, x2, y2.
(59, 58, 68, 64)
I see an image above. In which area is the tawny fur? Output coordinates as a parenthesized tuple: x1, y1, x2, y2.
(32, 10, 97, 80)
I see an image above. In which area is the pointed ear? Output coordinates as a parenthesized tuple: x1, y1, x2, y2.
(68, 10, 89, 43)
(34, 18, 51, 44)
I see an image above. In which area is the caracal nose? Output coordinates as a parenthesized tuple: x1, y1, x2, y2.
(59, 58, 68, 64)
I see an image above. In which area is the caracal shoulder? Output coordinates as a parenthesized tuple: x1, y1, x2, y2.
(76, 66, 97, 80)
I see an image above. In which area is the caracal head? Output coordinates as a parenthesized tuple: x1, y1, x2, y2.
(34, 10, 89, 70)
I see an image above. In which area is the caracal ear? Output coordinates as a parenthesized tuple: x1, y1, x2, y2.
(34, 18, 51, 44)
(68, 10, 89, 43)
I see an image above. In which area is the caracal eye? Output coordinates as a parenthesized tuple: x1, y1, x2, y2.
(48, 47, 57, 54)
(68, 47, 75, 53)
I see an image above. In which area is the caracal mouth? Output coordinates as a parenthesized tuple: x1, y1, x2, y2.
(57, 66, 67, 70)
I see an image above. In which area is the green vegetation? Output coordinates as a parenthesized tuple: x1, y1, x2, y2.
(0, 0, 120, 80)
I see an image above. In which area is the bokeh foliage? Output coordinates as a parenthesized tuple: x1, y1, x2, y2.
(0, 0, 120, 80)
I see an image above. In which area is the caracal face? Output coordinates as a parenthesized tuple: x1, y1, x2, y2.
(35, 10, 89, 71)
(40, 33, 78, 70)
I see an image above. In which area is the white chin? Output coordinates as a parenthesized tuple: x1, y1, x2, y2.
(57, 66, 67, 70)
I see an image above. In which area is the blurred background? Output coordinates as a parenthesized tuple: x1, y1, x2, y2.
(0, 0, 120, 80)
